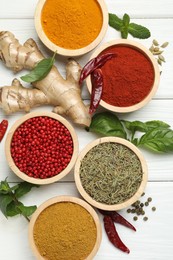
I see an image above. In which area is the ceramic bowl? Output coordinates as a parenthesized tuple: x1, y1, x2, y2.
(74, 137, 148, 211)
(34, 0, 108, 57)
(86, 39, 160, 113)
(29, 196, 102, 260)
(5, 111, 78, 185)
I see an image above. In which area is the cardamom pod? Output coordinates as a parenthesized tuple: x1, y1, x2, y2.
(149, 45, 155, 53)
(158, 55, 165, 62)
(154, 47, 160, 52)
(161, 42, 169, 48)
(157, 58, 162, 66)
(153, 39, 159, 46)
(152, 50, 163, 55)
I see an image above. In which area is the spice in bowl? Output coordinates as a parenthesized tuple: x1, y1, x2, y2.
(35, 0, 108, 56)
(5, 112, 78, 184)
(86, 40, 160, 112)
(29, 196, 102, 260)
(75, 137, 148, 211)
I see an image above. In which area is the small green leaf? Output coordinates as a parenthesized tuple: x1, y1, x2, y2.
(0, 178, 11, 194)
(15, 182, 39, 198)
(109, 13, 123, 31)
(0, 194, 13, 217)
(139, 128, 173, 152)
(132, 138, 139, 146)
(128, 23, 151, 39)
(123, 13, 130, 27)
(6, 201, 21, 217)
(122, 120, 148, 133)
(121, 27, 128, 39)
(20, 52, 56, 83)
(17, 203, 37, 217)
(145, 120, 170, 131)
(89, 112, 127, 139)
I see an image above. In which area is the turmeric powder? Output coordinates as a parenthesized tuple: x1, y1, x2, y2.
(33, 202, 97, 260)
(41, 0, 103, 49)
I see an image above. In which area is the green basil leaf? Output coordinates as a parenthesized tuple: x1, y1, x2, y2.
(139, 128, 173, 152)
(0, 194, 13, 217)
(123, 13, 130, 27)
(89, 112, 127, 139)
(15, 182, 39, 198)
(145, 120, 170, 131)
(128, 23, 151, 39)
(6, 201, 21, 217)
(122, 120, 148, 133)
(109, 13, 123, 31)
(121, 27, 128, 39)
(17, 203, 37, 217)
(20, 52, 56, 83)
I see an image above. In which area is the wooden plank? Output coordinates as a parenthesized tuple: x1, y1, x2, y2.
(0, 18, 172, 99)
(0, 0, 173, 18)
(0, 182, 172, 259)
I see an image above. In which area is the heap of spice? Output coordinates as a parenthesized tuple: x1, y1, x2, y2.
(33, 202, 97, 260)
(11, 116, 73, 179)
(41, 0, 103, 49)
(99, 45, 155, 107)
(79, 142, 143, 205)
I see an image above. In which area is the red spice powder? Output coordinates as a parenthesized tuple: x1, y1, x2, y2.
(100, 45, 155, 107)
(11, 116, 73, 179)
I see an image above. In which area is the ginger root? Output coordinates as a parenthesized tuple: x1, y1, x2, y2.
(0, 31, 91, 126)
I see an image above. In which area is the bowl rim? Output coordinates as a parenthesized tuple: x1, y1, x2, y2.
(34, 0, 108, 57)
(86, 39, 160, 112)
(28, 195, 102, 260)
(74, 137, 148, 211)
(5, 111, 79, 185)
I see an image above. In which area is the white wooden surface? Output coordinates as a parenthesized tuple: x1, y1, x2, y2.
(0, 0, 173, 259)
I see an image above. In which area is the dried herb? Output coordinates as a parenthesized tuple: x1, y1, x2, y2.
(80, 142, 143, 205)
(87, 112, 173, 153)
(0, 178, 38, 221)
(109, 13, 151, 39)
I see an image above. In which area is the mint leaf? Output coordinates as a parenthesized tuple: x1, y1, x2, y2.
(89, 112, 127, 139)
(139, 128, 173, 152)
(123, 13, 130, 27)
(17, 203, 37, 217)
(21, 52, 56, 83)
(128, 23, 151, 39)
(15, 182, 39, 199)
(121, 27, 128, 39)
(6, 201, 21, 217)
(0, 194, 13, 217)
(109, 13, 123, 31)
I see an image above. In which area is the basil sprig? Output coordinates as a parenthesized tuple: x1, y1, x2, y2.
(0, 179, 38, 221)
(109, 13, 151, 39)
(88, 112, 173, 153)
(21, 52, 56, 83)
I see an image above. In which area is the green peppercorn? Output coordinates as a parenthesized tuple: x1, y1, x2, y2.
(148, 197, 152, 202)
(152, 207, 156, 211)
(142, 210, 145, 215)
(140, 203, 144, 207)
(141, 192, 145, 197)
(133, 216, 138, 221)
(131, 209, 136, 213)
(143, 216, 148, 221)
(127, 209, 131, 213)
(145, 201, 149, 206)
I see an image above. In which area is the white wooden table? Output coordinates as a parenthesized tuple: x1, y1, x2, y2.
(0, 0, 173, 259)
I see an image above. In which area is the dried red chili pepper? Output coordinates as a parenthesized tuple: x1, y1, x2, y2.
(104, 215, 130, 254)
(99, 209, 136, 231)
(0, 119, 8, 142)
(79, 52, 116, 85)
(89, 69, 103, 114)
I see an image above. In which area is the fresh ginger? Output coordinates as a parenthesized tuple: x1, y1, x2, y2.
(0, 31, 91, 126)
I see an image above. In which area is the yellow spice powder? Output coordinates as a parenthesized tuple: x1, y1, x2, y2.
(33, 202, 97, 260)
(41, 0, 103, 49)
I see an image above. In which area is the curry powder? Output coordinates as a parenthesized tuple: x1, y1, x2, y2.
(41, 0, 103, 49)
(33, 202, 97, 260)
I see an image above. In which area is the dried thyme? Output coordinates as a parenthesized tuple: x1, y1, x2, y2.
(79, 142, 143, 205)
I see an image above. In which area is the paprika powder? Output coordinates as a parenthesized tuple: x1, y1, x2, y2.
(100, 45, 155, 107)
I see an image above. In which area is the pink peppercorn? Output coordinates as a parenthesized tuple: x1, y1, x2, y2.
(11, 116, 74, 179)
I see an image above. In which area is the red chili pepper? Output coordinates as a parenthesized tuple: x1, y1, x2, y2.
(0, 120, 8, 142)
(79, 52, 116, 85)
(89, 69, 103, 114)
(104, 215, 130, 254)
(99, 209, 136, 231)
